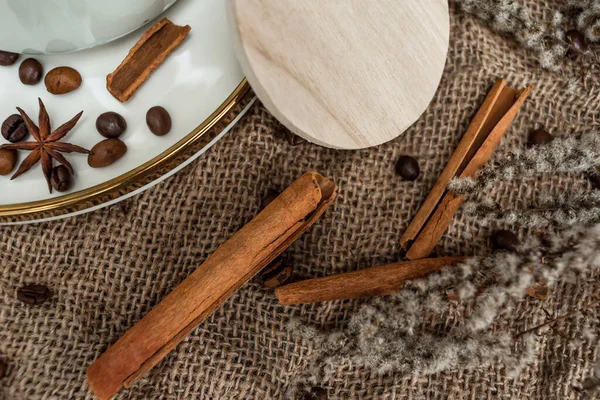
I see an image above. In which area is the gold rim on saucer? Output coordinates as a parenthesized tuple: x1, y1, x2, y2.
(0, 80, 253, 224)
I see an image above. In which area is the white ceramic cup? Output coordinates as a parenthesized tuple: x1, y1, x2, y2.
(0, 0, 178, 54)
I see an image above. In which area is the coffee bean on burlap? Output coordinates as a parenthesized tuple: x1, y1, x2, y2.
(590, 171, 600, 190)
(528, 128, 553, 146)
(260, 257, 293, 288)
(565, 29, 587, 52)
(395, 155, 420, 181)
(491, 230, 519, 251)
(16, 284, 52, 305)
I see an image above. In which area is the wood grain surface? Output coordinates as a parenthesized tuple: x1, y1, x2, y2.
(228, 0, 450, 149)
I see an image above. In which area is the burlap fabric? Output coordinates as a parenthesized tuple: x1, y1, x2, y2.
(2, 2, 599, 399)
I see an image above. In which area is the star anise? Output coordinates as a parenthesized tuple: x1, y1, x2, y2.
(0, 98, 89, 193)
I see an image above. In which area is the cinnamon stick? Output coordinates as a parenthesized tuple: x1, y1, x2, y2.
(400, 78, 513, 250)
(87, 172, 337, 400)
(106, 18, 191, 102)
(405, 83, 535, 260)
(276, 257, 465, 305)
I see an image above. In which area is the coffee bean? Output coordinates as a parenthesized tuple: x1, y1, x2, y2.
(300, 387, 328, 400)
(0, 50, 19, 66)
(590, 170, 600, 190)
(528, 128, 553, 146)
(44, 66, 82, 95)
(88, 138, 127, 168)
(0, 359, 5, 379)
(51, 165, 72, 192)
(260, 258, 293, 288)
(0, 149, 17, 175)
(395, 155, 420, 181)
(19, 58, 43, 85)
(96, 112, 127, 138)
(565, 29, 587, 52)
(146, 106, 172, 136)
(2, 114, 29, 142)
(261, 189, 280, 210)
(491, 230, 519, 251)
(17, 284, 52, 305)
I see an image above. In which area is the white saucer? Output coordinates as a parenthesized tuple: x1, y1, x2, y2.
(0, 0, 251, 224)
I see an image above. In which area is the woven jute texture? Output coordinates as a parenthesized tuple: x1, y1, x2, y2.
(1, 2, 599, 399)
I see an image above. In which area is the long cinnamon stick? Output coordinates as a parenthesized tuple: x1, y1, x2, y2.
(87, 172, 337, 400)
(276, 257, 465, 305)
(406, 83, 535, 260)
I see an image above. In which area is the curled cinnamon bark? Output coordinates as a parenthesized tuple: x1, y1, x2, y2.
(87, 172, 337, 400)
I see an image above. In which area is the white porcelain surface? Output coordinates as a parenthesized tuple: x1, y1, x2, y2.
(0, 0, 245, 207)
(0, 0, 179, 54)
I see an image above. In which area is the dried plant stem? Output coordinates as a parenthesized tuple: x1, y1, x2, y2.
(515, 299, 600, 338)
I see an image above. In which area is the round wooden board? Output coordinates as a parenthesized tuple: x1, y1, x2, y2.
(227, 0, 450, 149)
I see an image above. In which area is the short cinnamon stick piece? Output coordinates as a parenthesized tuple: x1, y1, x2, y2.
(107, 18, 191, 102)
(400, 78, 511, 250)
(276, 256, 465, 305)
(405, 83, 535, 260)
(87, 172, 337, 400)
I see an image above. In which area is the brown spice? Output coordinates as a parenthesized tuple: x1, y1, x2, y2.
(45, 66, 82, 95)
(0, 98, 89, 192)
(87, 172, 337, 400)
(0, 50, 19, 66)
(107, 19, 191, 102)
(0, 148, 17, 175)
(17, 284, 52, 305)
(276, 257, 465, 305)
(260, 258, 293, 288)
(402, 80, 534, 260)
(88, 139, 127, 168)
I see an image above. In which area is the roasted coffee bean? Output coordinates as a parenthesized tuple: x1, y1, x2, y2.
(0, 359, 5, 379)
(491, 229, 519, 251)
(565, 29, 587, 52)
(300, 387, 328, 400)
(19, 58, 43, 85)
(0, 50, 19, 66)
(1, 114, 29, 142)
(528, 128, 553, 146)
(591, 170, 600, 190)
(261, 188, 280, 210)
(17, 284, 52, 305)
(395, 155, 420, 181)
(0, 149, 17, 175)
(260, 258, 293, 288)
(88, 138, 127, 168)
(51, 165, 72, 192)
(96, 112, 127, 138)
(44, 66, 82, 95)
(146, 106, 172, 136)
